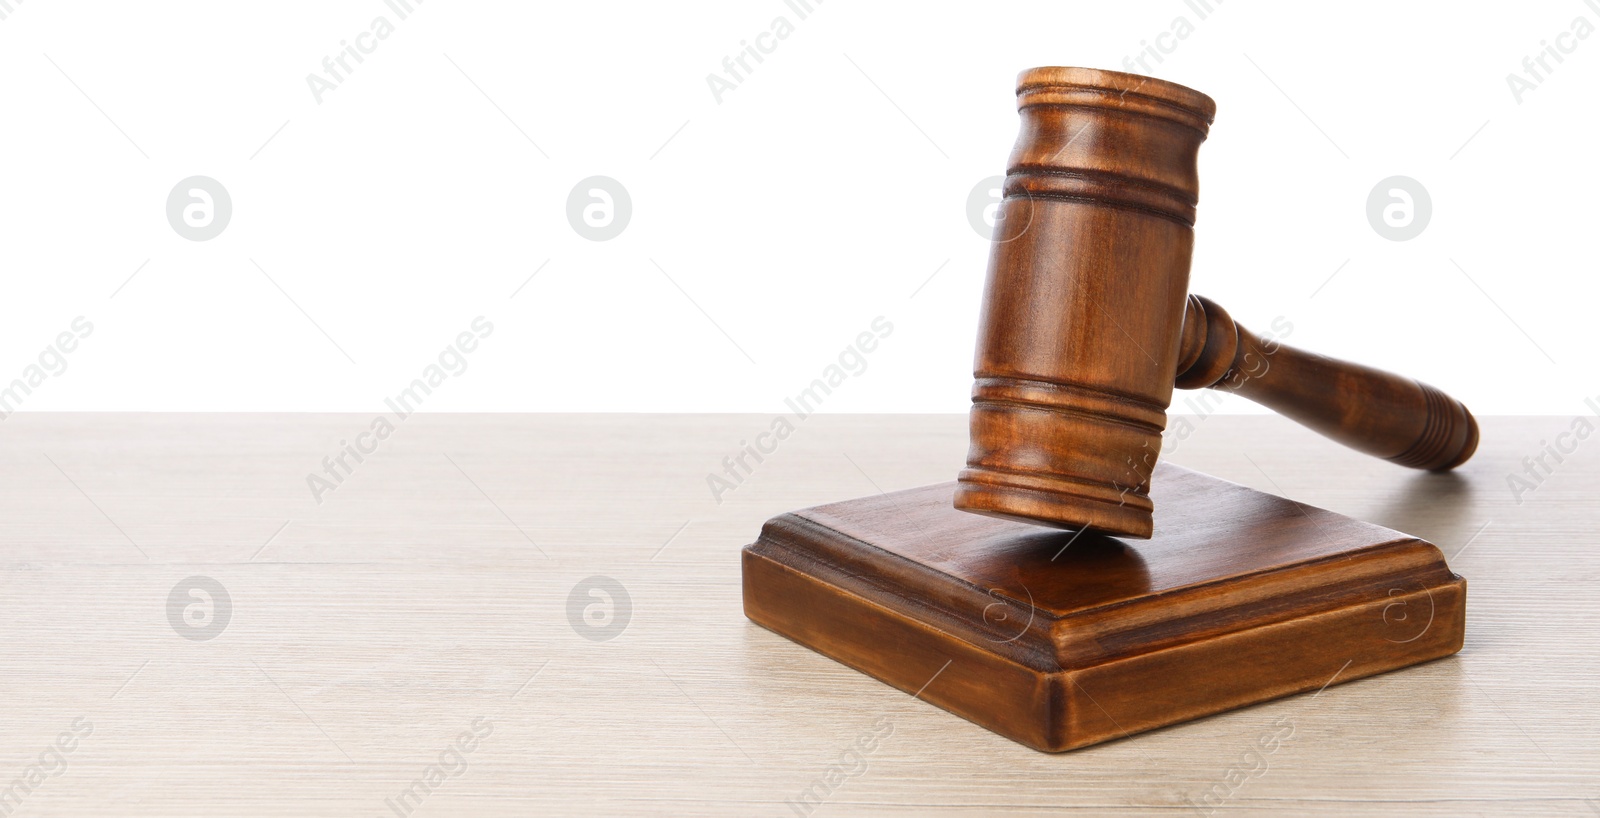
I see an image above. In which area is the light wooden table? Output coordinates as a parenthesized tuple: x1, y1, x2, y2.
(1, 414, 1594, 816)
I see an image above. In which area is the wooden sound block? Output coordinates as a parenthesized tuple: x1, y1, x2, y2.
(742, 463, 1465, 752)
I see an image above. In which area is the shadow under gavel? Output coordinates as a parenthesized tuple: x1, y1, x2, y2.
(953, 66, 1478, 539)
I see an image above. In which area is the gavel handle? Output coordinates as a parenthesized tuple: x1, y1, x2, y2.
(1173, 295, 1478, 470)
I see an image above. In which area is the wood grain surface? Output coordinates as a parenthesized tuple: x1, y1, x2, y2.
(0, 413, 1593, 816)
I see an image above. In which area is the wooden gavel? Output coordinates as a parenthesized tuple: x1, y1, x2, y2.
(953, 67, 1477, 538)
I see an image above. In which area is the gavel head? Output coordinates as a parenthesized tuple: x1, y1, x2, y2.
(953, 67, 1216, 539)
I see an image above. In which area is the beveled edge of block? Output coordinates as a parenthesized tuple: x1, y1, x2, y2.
(741, 476, 1468, 751)
(744, 531, 1466, 752)
(746, 511, 1062, 673)
(759, 481, 1462, 670)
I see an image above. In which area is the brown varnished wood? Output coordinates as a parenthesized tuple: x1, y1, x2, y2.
(955, 67, 1213, 540)
(743, 462, 1466, 753)
(1176, 294, 1479, 471)
(955, 67, 1477, 538)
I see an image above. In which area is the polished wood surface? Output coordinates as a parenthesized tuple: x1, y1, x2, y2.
(1176, 295, 1478, 471)
(958, 68, 1478, 539)
(958, 67, 1215, 540)
(746, 463, 1465, 752)
(0, 414, 1592, 816)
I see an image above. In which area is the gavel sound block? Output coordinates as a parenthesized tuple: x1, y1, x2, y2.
(742, 68, 1466, 751)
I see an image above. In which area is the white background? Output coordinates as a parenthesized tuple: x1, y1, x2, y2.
(0, 1, 1593, 415)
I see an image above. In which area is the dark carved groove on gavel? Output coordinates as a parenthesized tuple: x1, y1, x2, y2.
(953, 67, 1478, 539)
